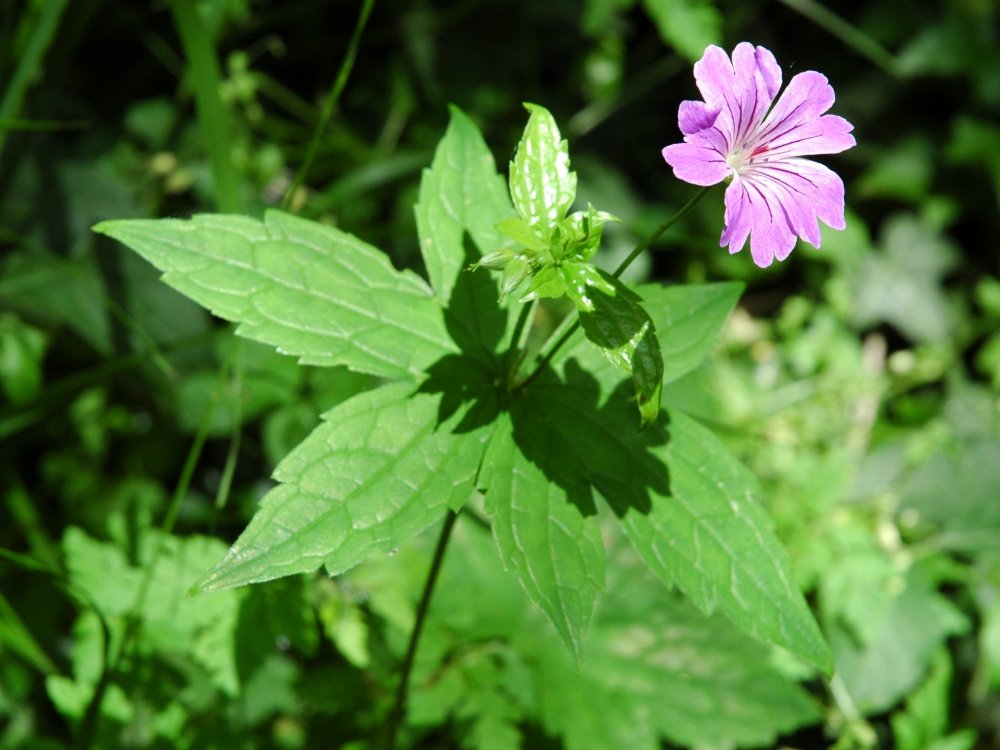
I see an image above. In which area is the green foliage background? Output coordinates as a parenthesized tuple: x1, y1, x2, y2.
(2, 0, 999, 748)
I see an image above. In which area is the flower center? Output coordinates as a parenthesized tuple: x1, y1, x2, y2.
(726, 142, 772, 174)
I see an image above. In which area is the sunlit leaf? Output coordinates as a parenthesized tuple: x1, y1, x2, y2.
(479, 411, 605, 659)
(561, 281, 743, 388)
(192, 380, 495, 593)
(415, 105, 515, 304)
(509, 103, 576, 231)
(524, 362, 832, 673)
(94, 211, 456, 380)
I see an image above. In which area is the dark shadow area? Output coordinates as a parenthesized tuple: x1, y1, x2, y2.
(509, 358, 671, 520)
(418, 234, 507, 433)
(577, 276, 649, 354)
(417, 353, 501, 434)
(440, 234, 508, 367)
(419, 237, 670, 517)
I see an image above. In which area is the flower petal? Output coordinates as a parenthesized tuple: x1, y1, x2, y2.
(662, 139, 730, 186)
(734, 157, 847, 261)
(720, 179, 753, 253)
(756, 71, 856, 157)
(729, 43, 780, 146)
(721, 175, 799, 267)
(693, 44, 738, 110)
(754, 46, 782, 100)
(678, 100, 721, 135)
(746, 185, 797, 267)
(776, 158, 847, 232)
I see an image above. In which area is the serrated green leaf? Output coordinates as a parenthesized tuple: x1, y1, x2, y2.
(479, 411, 605, 659)
(415, 105, 514, 304)
(641, 0, 722, 62)
(518, 364, 832, 672)
(614, 410, 833, 672)
(414, 105, 518, 367)
(558, 281, 743, 388)
(427, 515, 819, 750)
(510, 103, 576, 231)
(577, 273, 663, 427)
(193, 380, 494, 593)
(94, 210, 456, 380)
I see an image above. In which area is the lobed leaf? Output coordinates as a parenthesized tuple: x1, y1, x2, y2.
(478, 411, 605, 659)
(509, 103, 576, 232)
(613, 408, 834, 673)
(62, 527, 243, 694)
(94, 211, 455, 380)
(192, 380, 495, 593)
(415, 105, 514, 304)
(830, 563, 969, 713)
(520, 363, 832, 673)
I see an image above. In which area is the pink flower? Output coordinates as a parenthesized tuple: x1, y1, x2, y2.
(662, 43, 856, 268)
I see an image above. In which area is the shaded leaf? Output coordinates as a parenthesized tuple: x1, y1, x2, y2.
(62, 527, 243, 694)
(830, 563, 969, 714)
(426, 522, 820, 750)
(0, 313, 47, 404)
(578, 272, 663, 427)
(851, 214, 958, 343)
(537, 573, 821, 750)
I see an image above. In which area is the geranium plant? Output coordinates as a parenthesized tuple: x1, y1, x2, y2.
(94, 42, 855, 746)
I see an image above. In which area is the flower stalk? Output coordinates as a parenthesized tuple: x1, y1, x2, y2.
(385, 510, 460, 750)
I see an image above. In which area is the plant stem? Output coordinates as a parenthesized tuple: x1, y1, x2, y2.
(503, 301, 535, 389)
(170, 0, 241, 212)
(0, 0, 70, 159)
(518, 185, 712, 389)
(282, 0, 375, 211)
(610, 185, 712, 279)
(385, 510, 459, 750)
(776, 0, 899, 78)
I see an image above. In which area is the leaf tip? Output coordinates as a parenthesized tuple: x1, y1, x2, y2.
(91, 220, 122, 238)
